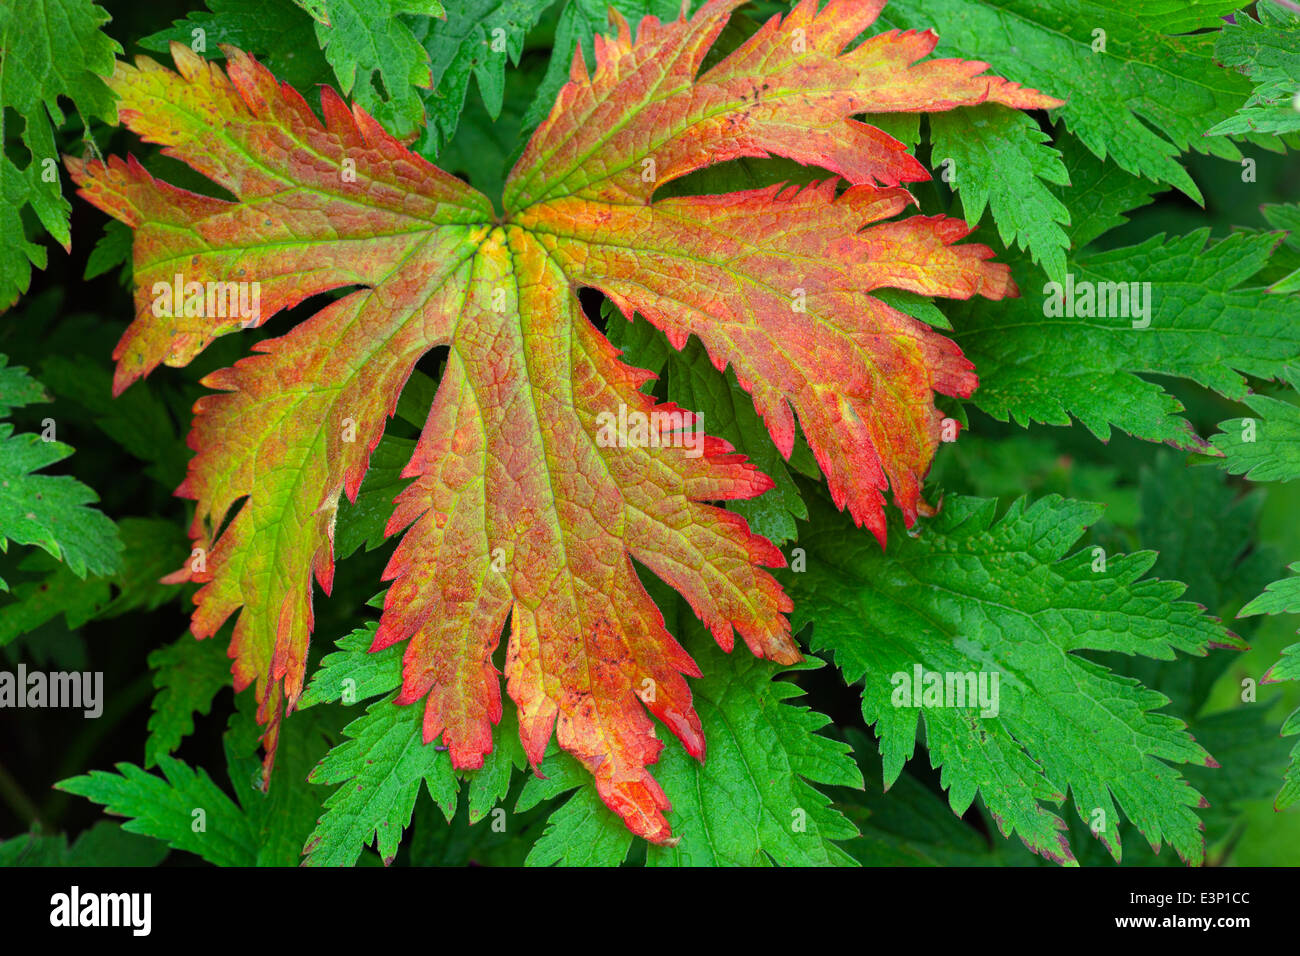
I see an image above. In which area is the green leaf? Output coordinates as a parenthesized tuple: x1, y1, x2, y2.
(1185, 706, 1298, 829)
(873, 0, 1259, 201)
(0, 0, 121, 306)
(0, 355, 49, 415)
(785, 492, 1235, 865)
(145, 634, 232, 768)
(1243, 568, 1300, 621)
(929, 432, 1137, 530)
(1044, 703, 1299, 867)
(334, 436, 415, 560)
(139, 0, 332, 92)
(303, 690, 459, 866)
(433, 32, 549, 202)
(299, 614, 527, 863)
(836, 729, 1009, 866)
(0, 423, 122, 585)
(407, 771, 542, 865)
(1261, 204, 1300, 289)
(464, 706, 526, 826)
(0, 822, 168, 867)
(1051, 136, 1163, 251)
(97, 517, 190, 618)
(519, 0, 680, 134)
(1238, 565, 1300, 811)
(0, 519, 182, 646)
(37, 354, 189, 489)
(0, 553, 111, 644)
(223, 695, 344, 865)
(666, 345, 810, 546)
(514, 750, 634, 866)
(1279, 704, 1300, 810)
(55, 757, 258, 866)
(518, 589, 862, 867)
(1137, 452, 1271, 617)
(83, 219, 132, 282)
(0, 356, 123, 591)
(956, 231, 1298, 448)
(1206, 1, 1300, 138)
(928, 104, 1070, 282)
(1083, 450, 1278, 727)
(298, 615, 454, 866)
(1210, 367, 1300, 482)
(411, 0, 554, 154)
(644, 635, 862, 866)
(299, 621, 403, 709)
(296, 0, 445, 139)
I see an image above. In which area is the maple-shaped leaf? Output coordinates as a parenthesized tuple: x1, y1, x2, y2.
(66, 0, 1058, 843)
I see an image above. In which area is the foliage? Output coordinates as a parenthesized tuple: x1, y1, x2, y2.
(1, 0, 1298, 869)
(0, 0, 121, 308)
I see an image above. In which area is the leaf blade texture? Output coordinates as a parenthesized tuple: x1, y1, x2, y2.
(786, 493, 1235, 865)
(0, 0, 122, 307)
(67, 0, 1058, 843)
(0, 355, 122, 594)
